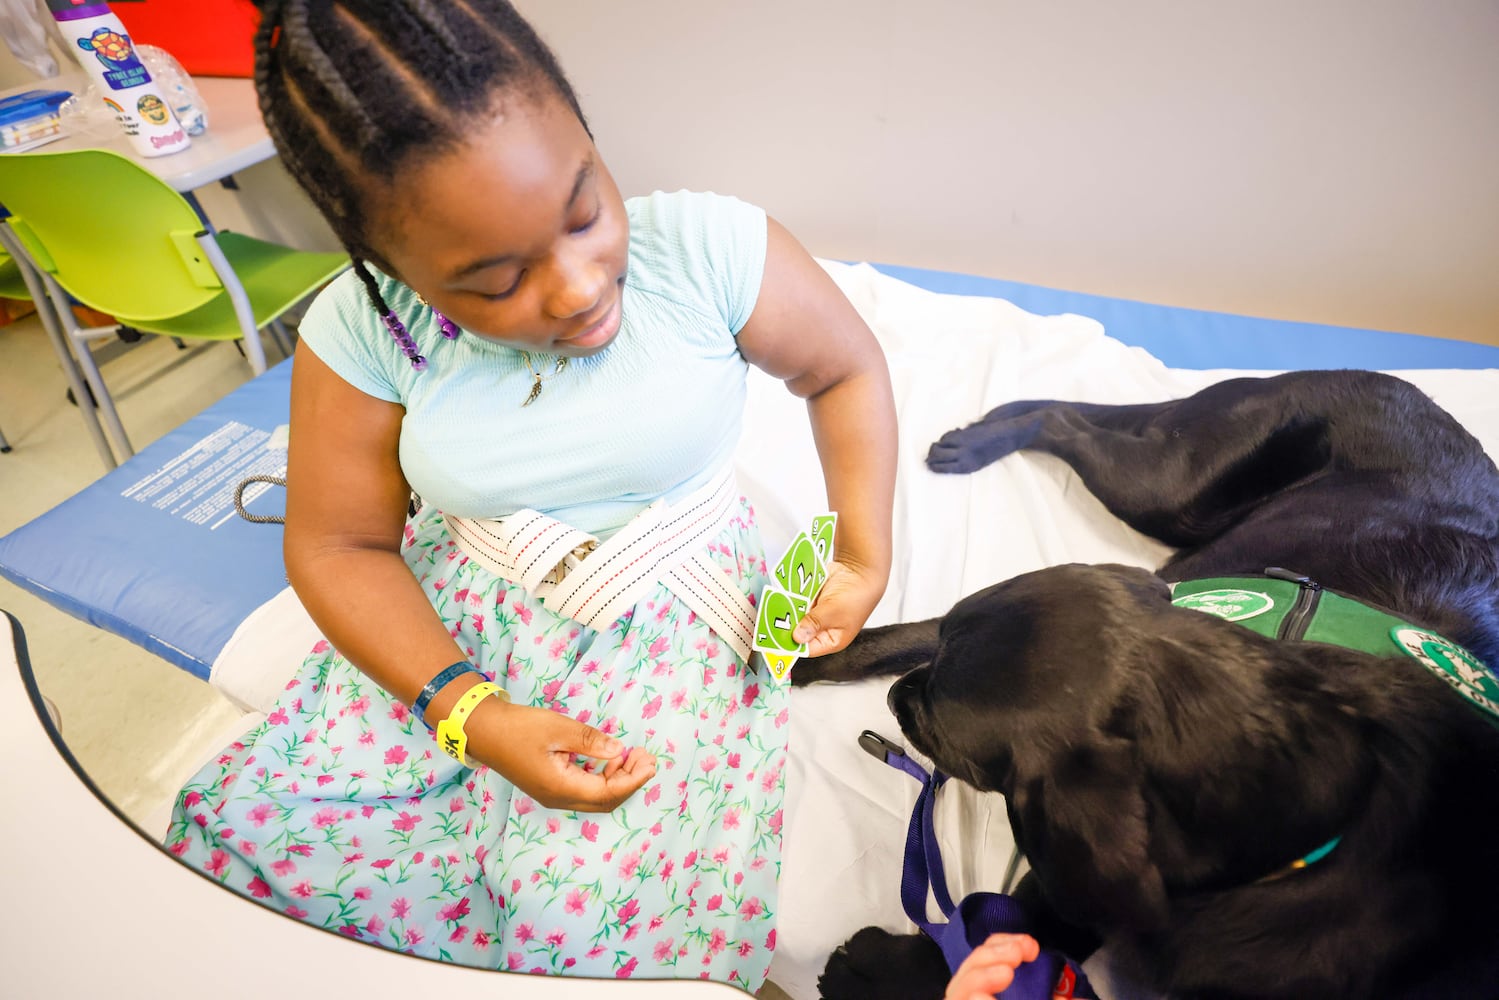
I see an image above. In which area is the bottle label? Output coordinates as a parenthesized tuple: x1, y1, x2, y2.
(46, 1, 189, 156)
(75, 24, 152, 91)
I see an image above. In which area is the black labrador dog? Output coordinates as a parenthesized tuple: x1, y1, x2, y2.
(795, 370, 1499, 999)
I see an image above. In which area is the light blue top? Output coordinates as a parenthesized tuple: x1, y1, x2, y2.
(297, 190, 768, 537)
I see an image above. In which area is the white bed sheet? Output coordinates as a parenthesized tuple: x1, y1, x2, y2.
(211, 263, 1499, 998)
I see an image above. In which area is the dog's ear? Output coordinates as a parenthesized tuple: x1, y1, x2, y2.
(1010, 735, 1167, 932)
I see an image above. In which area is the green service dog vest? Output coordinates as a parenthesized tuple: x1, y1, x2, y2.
(1170, 568, 1499, 726)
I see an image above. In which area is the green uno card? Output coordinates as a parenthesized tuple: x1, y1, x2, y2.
(774, 532, 824, 600)
(753, 585, 809, 657)
(810, 512, 837, 569)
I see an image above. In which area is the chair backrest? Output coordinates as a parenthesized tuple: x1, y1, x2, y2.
(0, 245, 31, 302)
(0, 148, 223, 322)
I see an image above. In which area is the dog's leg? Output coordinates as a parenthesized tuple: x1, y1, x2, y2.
(927, 397, 1149, 475)
(819, 926, 949, 1000)
(792, 618, 941, 686)
(928, 377, 1334, 546)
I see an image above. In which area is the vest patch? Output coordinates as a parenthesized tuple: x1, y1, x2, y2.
(1172, 588, 1275, 622)
(1392, 628, 1499, 723)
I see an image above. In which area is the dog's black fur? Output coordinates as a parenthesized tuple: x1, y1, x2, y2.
(796, 371, 1499, 999)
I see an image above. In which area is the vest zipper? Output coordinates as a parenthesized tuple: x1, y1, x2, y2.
(1265, 566, 1323, 641)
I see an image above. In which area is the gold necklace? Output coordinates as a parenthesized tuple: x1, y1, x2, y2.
(521, 352, 568, 407)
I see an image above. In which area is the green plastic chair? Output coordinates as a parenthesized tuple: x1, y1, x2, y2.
(0, 240, 119, 464)
(0, 248, 26, 299)
(0, 147, 348, 463)
(0, 250, 19, 454)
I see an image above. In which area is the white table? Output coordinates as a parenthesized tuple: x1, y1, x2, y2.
(3, 71, 276, 190)
(0, 610, 744, 999)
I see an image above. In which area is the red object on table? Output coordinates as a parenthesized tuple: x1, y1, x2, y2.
(109, 0, 261, 78)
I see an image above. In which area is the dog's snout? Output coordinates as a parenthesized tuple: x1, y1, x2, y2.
(886, 677, 900, 715)
(886, 666, 927, 720)
(887, 672, 911, 715)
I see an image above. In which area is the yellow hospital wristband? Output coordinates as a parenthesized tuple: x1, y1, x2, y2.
(434, 681, 509, 767)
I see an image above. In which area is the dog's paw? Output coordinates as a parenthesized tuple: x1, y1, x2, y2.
(925, 431, 989, 475)
(818, 926, 948, 1000)
(926, 401, 1053, 474)
(926, 425, 1025, 474)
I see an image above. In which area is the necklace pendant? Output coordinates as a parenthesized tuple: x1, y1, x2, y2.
(519, 352, 567, 406)
(523, 377, 544, 407)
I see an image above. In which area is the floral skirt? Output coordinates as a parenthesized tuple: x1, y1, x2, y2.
(167, 495, 789, 991)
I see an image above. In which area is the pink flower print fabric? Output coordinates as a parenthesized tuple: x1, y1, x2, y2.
(166, 496, 788, 991)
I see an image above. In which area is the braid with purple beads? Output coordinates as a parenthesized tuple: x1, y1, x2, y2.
(382, 314, 427, 372)
(252, 0, 589, 369)
(351, 260, 425, 370)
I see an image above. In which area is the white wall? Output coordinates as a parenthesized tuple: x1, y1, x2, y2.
(4, 1, 1495, 344)
(518, 0, 1499, 345)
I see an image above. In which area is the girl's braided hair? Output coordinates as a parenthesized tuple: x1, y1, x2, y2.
(253, 0, 587, 327)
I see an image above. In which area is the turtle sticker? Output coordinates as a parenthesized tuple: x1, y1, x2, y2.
(1392, 628, 1499, 724)
(76, 27, 150, 91)
(1172, 588, 1275, 622)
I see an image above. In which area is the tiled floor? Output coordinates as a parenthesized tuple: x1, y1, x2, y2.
(0, 316, 795, 998)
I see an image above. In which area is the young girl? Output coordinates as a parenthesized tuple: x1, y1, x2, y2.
(166, 0, 895, 992)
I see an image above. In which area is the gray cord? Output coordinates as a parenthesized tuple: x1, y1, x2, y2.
(234, 474, 288, 524)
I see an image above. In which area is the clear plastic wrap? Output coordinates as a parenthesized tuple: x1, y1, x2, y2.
(58, 84, 120, 142)
(138, 43, 208, 136)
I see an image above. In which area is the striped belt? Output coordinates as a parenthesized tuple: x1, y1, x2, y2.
(442, 469, 756, 662)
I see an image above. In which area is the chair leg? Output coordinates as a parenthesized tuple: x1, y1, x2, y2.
(267, 318, 294, 357)
(67, 327, 135, 461)
(37, 271, 135, 461)
(195, 231, 267, 376)
(243, 329, 268, 375)
(0, 224, 118, 468)
(0, 420, 11, 453)
(44, 305, 119, 468)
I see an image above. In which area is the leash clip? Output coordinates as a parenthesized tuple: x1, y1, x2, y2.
(859, 729, 906, 765)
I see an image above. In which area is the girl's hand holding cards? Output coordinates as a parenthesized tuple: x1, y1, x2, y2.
(753, 513, 885, 675)
(792, 556, 886, 657)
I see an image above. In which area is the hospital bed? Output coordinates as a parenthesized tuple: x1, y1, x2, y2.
(4, 261, 1498, 999)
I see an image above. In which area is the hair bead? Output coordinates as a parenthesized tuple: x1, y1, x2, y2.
(382, 311, 427, 370)
(433, 308, 460, 340)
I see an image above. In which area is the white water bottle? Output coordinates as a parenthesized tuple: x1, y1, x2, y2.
(47, 0, 191, 158)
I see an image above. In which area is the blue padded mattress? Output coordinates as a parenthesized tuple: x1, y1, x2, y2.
(0, 362, 291, 677)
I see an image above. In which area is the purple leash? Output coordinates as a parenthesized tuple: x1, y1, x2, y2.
(859, 730, 1100, 999)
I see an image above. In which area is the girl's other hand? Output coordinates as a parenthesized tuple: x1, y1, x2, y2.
(793, 558, 886, 657)
(470, 700, 657, 813)
(945, 934, 1041, 1000)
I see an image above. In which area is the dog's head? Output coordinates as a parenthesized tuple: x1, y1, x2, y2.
(888, 563, 1380, 935)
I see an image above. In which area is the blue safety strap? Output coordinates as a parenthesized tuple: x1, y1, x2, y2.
(859, 730, 1100, 999)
